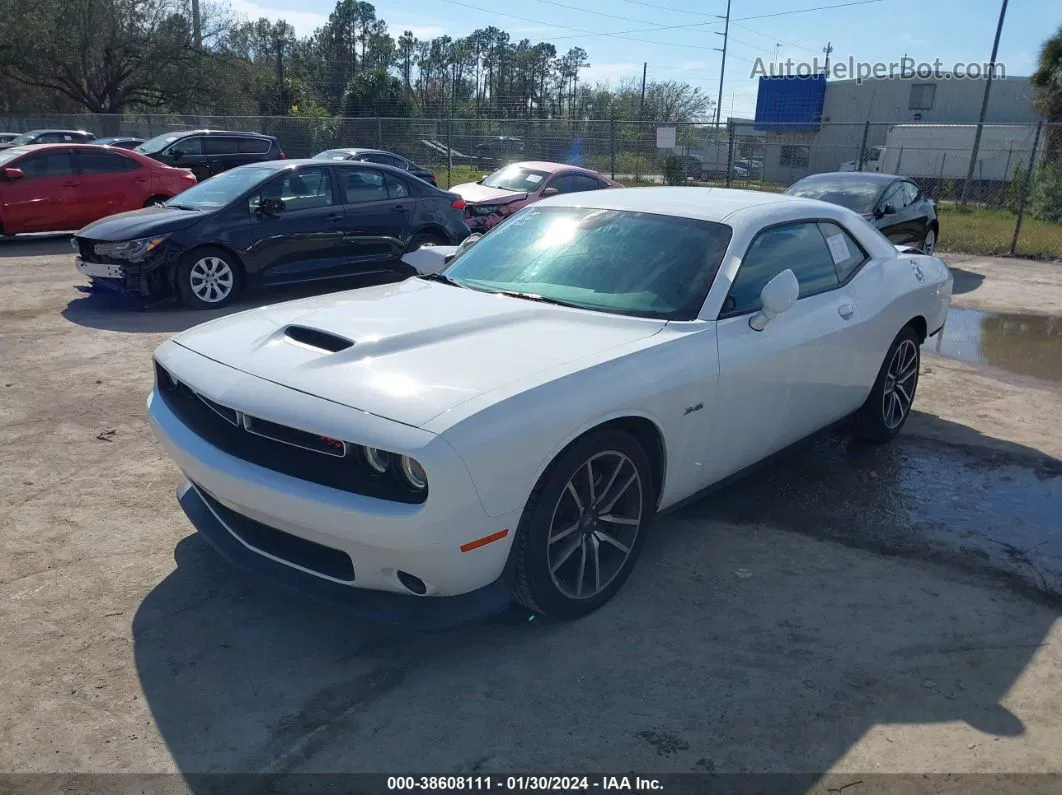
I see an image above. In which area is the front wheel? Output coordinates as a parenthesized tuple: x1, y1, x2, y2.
(507, 429, 656, 619)
(921, 227, 936, 255)
(854, 326, 921, 443)
(175, 248, 241, 309)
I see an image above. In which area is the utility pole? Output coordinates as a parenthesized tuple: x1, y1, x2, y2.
(714, 0, 731, 128)
(639, 62, 647, 119)
(822, 41, 833, 74)
(191, 0, 202, 48)
(961, 0, 1008, 206)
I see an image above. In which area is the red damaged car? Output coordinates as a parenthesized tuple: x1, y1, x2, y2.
(0, 144, 196, 237)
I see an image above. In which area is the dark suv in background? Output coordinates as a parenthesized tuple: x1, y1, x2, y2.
(135, 130, 284, 181)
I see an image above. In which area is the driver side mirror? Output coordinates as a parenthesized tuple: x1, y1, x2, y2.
(881, 203, 897, 216)
(2, 167, 24, 181)
(169, 149, 184, 161)
(541, 186, 559, 197)
(476, 174, 488, 184)
(258, 197, 285, 216)
(749, 269, 799, 331)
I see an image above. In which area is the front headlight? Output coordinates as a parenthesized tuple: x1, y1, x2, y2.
(398, 456, 427, 491)
(358, 445, 428, 492)
(95, 236, 168, 262)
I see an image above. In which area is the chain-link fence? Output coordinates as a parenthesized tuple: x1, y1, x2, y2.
(2, 113, 1059, 259)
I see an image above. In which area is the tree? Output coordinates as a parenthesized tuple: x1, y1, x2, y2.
(1031, 24, 1062, 160)
(0, 0, 206, 113)
(343, 68, 411, 116)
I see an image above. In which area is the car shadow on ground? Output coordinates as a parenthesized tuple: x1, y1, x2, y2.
(60, 271, 410, 334)
(132, 413, 1061, 789)
(0, 233, 74, 258)
(949, 267, 987, 296)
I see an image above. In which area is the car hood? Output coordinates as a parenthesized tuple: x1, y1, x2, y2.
(449, 182, 528, 205)
(77, 206, 205, 241)
(173, 278, 666, 428)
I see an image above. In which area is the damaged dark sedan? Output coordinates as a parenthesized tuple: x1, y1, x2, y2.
(73, 160, 470, 309)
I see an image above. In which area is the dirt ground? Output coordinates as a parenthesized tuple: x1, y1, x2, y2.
(1, 239, 1061, 788)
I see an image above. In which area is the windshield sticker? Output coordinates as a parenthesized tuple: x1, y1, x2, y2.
(525, 174, 543, 184)
(826, 233, 850, 264)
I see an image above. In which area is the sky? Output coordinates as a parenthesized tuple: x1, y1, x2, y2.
(227, 0, 1061, 119)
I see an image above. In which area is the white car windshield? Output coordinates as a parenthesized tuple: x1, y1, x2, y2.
(482, 166, 551, 192)
(442, 206, 733, 320)
(787, 178, 882, 214)
(166, 167, 274, 210)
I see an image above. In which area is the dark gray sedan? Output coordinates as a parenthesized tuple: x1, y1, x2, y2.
(313, 148, 437, 186)
(786, 172, 939, 255)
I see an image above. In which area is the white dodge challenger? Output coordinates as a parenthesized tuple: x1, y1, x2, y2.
(148, 187, 952, 621)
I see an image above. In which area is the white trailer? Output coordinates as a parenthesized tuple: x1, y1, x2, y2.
(840, 124, 1044, 181)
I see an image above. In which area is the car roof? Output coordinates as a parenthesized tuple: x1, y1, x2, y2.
(247, 159, 429, 176)
(20, 129, 93, 135)
(507, 161, 602, 175)
(536, 186, 806, 222)
(795, 172, 902, 185)
(161, 129, 274, 139)
(2, 143, 139, 153)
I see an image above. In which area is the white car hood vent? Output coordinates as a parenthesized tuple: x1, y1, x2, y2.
(283, 325, 355, 353)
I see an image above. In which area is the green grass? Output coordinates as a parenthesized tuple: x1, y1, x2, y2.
(936, 203, 1062, 260)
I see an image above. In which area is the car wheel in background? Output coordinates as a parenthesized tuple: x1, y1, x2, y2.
(405, 231, 447, 252)
(143, 196, 168, 208)
(921, 228, 936, 255)
(507, 428, 657, 619)
(854, 326, 921, 443)
(176, 247, 241, 309)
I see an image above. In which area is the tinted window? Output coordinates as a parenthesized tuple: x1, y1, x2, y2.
(313, 150, 353, 161)
(363, 153, 400, 167)
(204, 137, 239, 155)
(900, 182, 920, 206)
(169, 137, 203, 156)
(723, 222, 840, 316)
(880, 184, 903, 212)
(570, 174, 605, 192)
(442, 206, 733, 320)
(79, 150, 139, 174)
(237, 137, 271, 154)
(341, 169, 388, 204)
(786, 176, 882, 214)
(548, 175, 575, 194)
(259, 168, 333, 211)
(384, 173, 409, 199)
(18, 151, 76, 179)
(817, 222, 868, 282)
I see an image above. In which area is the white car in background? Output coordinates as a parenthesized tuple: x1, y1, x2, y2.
(147, 188, 952, 620)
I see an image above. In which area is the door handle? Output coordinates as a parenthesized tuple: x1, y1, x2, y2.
(394, 204, 411, 213)
(838, 303, 855, 320)
(326, 213, 343, 223)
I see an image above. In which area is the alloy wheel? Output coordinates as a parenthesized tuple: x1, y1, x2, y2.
(882, 338, 918, 430)
(189, 256, 234, 304)
(923, 229, 936, 255)
(546, 451, 643, 600)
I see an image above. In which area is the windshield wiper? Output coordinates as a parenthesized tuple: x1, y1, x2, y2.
(417, 272, 462, 287)
(489, 289, 584, 309)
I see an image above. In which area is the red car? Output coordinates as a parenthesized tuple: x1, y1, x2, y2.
(0, 144, 196, 236)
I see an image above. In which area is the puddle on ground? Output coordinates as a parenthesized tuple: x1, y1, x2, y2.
(925, 307, 1062, 383)
(680, 432, 1062, 597)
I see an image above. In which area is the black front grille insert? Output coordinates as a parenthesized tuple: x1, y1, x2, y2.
(196, 485, 355, 582)
(154, 361, 426, 503)
(284, 325, 355, 353)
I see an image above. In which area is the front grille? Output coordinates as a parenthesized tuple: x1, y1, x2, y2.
(196, 485, 355, 582)
(75, 237, 125, 266)
(155, 361, 426, 504)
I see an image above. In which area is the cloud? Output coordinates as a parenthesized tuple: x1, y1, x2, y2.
(582, 62, 642, 83)
(227, 0, 327, 36)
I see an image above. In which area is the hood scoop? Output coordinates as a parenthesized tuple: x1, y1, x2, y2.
(283, 325, 354, 353)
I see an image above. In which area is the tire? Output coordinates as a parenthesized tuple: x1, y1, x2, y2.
(507, 429, 657, 619)
(405, 231, 447, 252)
(921, 226, 936, 255)
(853, 326, 921, 443)
(144, 195, 168, 208)
(175, 247, 241, 309)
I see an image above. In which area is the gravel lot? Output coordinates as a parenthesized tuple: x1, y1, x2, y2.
(1, 239, 1061, 788)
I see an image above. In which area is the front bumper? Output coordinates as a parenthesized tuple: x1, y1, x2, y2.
(178, 481, 510, 629)
(148, 342, 520, 601)
(73, 238, 175, 298)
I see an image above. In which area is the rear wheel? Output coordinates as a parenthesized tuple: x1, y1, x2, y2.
(854, 326, 921, 443)
(921, 227, 936, 255)
(176, 248, 241, 309)
(508, 429, 656, 619)
(405, 231, 447, 252)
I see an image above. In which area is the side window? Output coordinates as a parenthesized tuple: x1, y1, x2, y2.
(37, 133, 61, 143)
(817, 222, 868, 283)
(341, 169, 388, 204)
(259, 168, 333, 212)
(204, 137, 239, 155)
(169, 137, 203, 156)
(722, 222, 841, 316)
(237, 137, 271, 154)
(900, 182, 920, 206)
(384, 173, 410, 199)
(78, 150, 140, 174)
(570, 174, 604, 193)
(18, 151, 76, 179)
(879, 184, 903, 212)
(548, 175, 575, 194)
